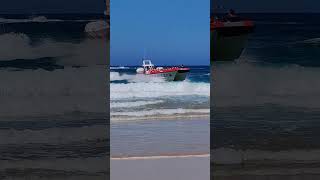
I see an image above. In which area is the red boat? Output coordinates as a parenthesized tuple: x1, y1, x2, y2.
(136, 60, 190, 81)
(211, 11, 255, 61)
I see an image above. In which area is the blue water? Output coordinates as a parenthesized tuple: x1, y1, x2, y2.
(110, 66, 210, 157)
(212, 13, 320, 164)
(0, 14, 108, 179)
(110, 66, 209, 119)
(242, 13, 320, 66)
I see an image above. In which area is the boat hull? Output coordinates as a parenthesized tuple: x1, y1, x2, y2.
(146, 70, 189, 81)
(174, 69, 190, 81)
(148, 71, 177, 81)
(211, 30, 249, 61)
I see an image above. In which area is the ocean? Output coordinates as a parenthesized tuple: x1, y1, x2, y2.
(110, 66, 210, 157)
(0, 14, 108, 179)
(212, 13, 320, 177)
(5, 11, 320, 179)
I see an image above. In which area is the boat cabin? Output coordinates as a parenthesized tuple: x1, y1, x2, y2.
(142, 60, 155, 71)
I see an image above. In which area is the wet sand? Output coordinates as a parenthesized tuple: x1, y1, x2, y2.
(111, 155, 209, 180)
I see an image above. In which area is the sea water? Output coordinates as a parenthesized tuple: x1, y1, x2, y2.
(0, 13, 108, 179)
(111, 66, 210, 157)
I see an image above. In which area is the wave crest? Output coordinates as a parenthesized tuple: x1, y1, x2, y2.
(111, 80, 209, 100)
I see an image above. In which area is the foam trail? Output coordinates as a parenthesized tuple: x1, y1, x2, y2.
(111, 100, 164, 108)
(111, 108, 209, 117)
(110, 72, 135, 81)
(110, 66, 130, 70)
(110, 72, 165, 82)
(111, 81, 209, 100)
(112, 154, 209, 160)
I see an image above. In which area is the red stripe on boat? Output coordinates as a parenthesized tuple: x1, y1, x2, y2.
(147, 67, 190, 74)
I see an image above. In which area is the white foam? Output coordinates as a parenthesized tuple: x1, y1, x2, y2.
(110, 72, 134, 81)
(112, 154, 209, 160)
(111, 100, 164, 108)
(110, 72, 165, 82)
(111, 81, 209, 100)
(111, 108, 209, 117)
(110, 66, 130, 70)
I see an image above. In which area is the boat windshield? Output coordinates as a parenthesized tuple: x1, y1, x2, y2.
(142, 60, 154, 70)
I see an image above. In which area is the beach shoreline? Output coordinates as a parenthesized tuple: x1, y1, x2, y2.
(111, 154, 209, 180)
(111, 114, 209, 122)
(111, 116, 209, 157)
(111, 153, 209, 160)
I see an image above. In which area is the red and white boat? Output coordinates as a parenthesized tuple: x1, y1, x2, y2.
(136, 60, 190, 81)
(211, 11, 255, 61)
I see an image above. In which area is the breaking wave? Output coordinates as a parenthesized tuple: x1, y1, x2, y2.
(110, 72, 166, 82)
(111, 100, 164, 108)
(111, 108, 209, 117)
(111, 80, 209, 100)
(110, 71, 209, 119)
(110, 66, 130, 70)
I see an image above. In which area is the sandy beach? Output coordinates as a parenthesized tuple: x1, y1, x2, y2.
(111, 155, 209, 180)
